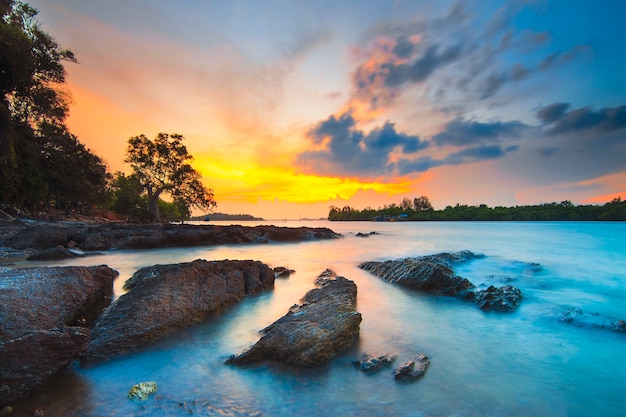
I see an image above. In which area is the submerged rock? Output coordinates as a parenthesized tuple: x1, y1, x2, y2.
(353, 354, 396, 373)
(393, 354, 430, 382)
(227, 269, 362, 367)
(128, 381, 158, 400)
(560, 308, 626, 333)
(273, 266, 295, 278)
(82, 259, 275, 364)
(359, 251, 522, 312)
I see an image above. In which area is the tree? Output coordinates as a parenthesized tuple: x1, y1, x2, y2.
(413, 195, 434, 212)
(125, 133, 216, 222)
(401, 197, 413, 210)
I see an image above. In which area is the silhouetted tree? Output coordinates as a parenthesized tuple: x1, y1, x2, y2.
(125, 133, 216, 222)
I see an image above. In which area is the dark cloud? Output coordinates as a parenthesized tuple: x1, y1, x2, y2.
(541, 104, 626, 135)
(384, 44, 463, 87)
(432, 119, 529, 147)
(396, 144, 518, 175)
(536, 102, 570, 123)
(297, 112, 427, 176)
(391, 36, 416, 59)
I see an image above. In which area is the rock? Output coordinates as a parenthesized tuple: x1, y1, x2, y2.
(227, 269, 362, 367)
(0, 266, 118, 341)
(473, 285, 522, 312)
(359, 253, 477, 297)
(26, 246, 80, 261)
(0, 327, 89, 406)
(353, 354, 395, 373)
(560, 308, 626, 333)
(0, 221, 341, 255)
(273, 266, 295, 278)
(393, 354, 430, 382)
(82, 259, 275, 364)
(128, 381, 158, 400)
(359, 251, 522, 312)
(356, 231, 379, 238)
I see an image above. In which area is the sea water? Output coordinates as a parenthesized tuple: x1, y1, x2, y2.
(11, 221, 626, 417)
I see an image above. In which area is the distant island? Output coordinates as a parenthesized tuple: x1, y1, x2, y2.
(328, 196, 626, 221)
(190, 212, 265, 221)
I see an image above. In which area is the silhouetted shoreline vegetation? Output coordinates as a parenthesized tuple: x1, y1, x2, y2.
(328, 196, 626, 221)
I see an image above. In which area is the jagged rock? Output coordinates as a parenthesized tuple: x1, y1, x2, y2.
(560, 308, 626, 333)
(0, 327, 89, 406)
(393, 354, 430, 382)
(0, 266, 118, 340)
(356, 231, 379, 238)
(359, 252, 477, 297)
(473, 285, 522, 312)
(82, 259, 275, 364)
(128, 381, 158, 400)
(359, 251, 522, 312)
(353, 354, 396, 373)
(227, 269, 362, 367)
(273, 266, 295, 278)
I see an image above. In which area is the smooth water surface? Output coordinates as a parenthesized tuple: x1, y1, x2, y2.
(11, 221, 626, 417)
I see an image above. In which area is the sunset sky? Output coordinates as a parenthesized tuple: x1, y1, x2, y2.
(29, 0, 626, 219)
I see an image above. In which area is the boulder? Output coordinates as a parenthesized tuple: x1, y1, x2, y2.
(393, 354, 430, 382)
(353, 354, 396, 373)
(0, 327, 89, 406)
(128, 381, 158, 401)
(82, 259, 275, 364)
(227, 269, 362, 367)
(359, 251, 522, 312)
(0, 265, 118, 340)
(26, 245, 81, 261)
(473, 285, 522, 312)
(273, 266, 295, 278)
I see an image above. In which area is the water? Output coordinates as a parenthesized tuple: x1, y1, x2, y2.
(11, 221, 626, 417)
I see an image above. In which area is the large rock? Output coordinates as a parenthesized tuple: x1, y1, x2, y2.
(227, 269, 362, 367)
(0, 265, 117, 406)
(0, 265, 119, 340)
(82, 259, 275, 364)
(0, 221, 341, 254)
(0, 327, 89, 406)
(359, 251, 522, 312)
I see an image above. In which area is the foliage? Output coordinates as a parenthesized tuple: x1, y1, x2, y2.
(0, 1, 107, 212)
(328, 197, 626, 221)
(124, 133, 216, 222)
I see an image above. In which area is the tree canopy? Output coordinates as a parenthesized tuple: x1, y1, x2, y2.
(124, 133, 216, 222)
(1, 1, 107, 213)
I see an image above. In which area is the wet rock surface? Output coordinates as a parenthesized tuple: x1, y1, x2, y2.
(393, 354, 430, 382)
(0, 327, 90, 406)
(0, 220, 341, 255)
(359, 251, 522, 312)
(82, 259, 275, 364)
(227, 269, 362, 367)
(0, 265, 117, 406)
(353, 354, 396, 373)
(0, 265, 118, 340)
(559, 308, 626, 333)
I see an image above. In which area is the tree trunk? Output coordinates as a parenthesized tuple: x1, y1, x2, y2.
(148, 195, 163, 223)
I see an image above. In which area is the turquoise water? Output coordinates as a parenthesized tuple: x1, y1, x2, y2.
(12, 221, 626, 416)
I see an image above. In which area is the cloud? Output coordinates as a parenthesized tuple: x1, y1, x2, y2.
(538, 103, 626, 135)
(432, 118, 529, 147)
(384, 44, 463, 87)
(396, 144, 519, 175)
(297, 112, 427, 176)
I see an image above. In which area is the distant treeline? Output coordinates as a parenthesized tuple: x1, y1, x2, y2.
(190, 213, 264, 221)
(328, 197, 626, 221)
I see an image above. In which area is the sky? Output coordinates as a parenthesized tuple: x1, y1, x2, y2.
(28, 0, 626, 219)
